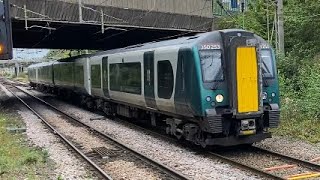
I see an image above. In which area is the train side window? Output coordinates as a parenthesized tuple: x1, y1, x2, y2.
(109, 62, 142, 94)
(75, 65, 84, 85)
(158, 60, 174, 99)
(91, 64, 101, 88)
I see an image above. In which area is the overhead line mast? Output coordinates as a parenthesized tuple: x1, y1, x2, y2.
(277, 0, 284, 54)
(78, 0, 83, 23)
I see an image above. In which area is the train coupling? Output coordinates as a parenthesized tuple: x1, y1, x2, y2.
(239, 119, 256, 136)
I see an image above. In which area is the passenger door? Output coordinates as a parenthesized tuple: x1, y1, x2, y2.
(144, 51, 157, 109)
(174, 48, 192, 116)
(102, 56, 110, 98)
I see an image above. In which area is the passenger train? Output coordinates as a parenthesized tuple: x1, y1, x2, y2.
(28, 29, 280, 147)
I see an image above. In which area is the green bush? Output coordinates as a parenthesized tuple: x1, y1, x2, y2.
(273, 52, 320, 143)
(15, 72, 29, 83)
(17, 72, 27, 79)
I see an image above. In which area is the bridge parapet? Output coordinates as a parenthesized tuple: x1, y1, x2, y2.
(58, 0, 213, 17)
(11, 0, 214, 31)
(10, 0, 215, 49)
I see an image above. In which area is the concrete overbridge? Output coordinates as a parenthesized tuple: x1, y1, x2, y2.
(11, 0, 216, 50)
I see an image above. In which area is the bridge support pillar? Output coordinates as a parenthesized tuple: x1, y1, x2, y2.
(15, 62, 19, 77)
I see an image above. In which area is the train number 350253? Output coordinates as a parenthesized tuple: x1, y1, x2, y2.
(200, 44, 221, 50)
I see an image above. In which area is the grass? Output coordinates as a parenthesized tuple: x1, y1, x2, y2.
(15, 73, 29, 83)
(274, 118, 320, 143)
(272, 100, 320, 144)
(4, 72, 29, 83)
(0, 111, 50, 179)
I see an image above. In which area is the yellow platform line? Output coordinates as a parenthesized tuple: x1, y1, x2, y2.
(286, 172, 320, 180)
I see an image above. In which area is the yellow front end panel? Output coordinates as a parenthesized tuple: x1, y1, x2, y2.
(237, 47, 259, 113)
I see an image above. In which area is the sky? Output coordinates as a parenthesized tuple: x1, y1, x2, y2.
(13, 49, 49, 61)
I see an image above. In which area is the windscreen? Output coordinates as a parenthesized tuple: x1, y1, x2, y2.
(261, 49, 275, 78)
(199, 50, 223, 82)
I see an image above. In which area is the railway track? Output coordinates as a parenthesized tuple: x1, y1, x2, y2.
(5, 79, 28, 87)
(4, 79, 320, 180)
(117, 118, 320, 180)
(1, 81, 190, 180)
(2, 84, 112, 179)
(209, 147, 320, 180)
(104, 116, 320, 180)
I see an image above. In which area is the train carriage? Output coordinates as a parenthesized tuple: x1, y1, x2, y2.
(29, 29, 280, 147)
(28, 62, 54, 88)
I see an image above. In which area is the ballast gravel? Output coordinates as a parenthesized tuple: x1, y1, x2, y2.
(257, 136, 320, 163)
(9, 85, 320, 179)
(34, 104, 163, 180)
(28, 87, 320, 179)
(13, 92, 93, 180)
(31, 93, 260, 180)
(104, 160, 160, 180)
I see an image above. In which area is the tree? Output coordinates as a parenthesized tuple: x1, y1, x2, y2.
(218, 0, 276, 44)
(45, 49, 97, 60)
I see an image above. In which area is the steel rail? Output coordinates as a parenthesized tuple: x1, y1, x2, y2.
(107, 118, 293, 180)
(208, 146, 320, 180)
(4, 85, 113, 180)
(207, 152, 284, 180)
(107, 119, 284, 180)
(15, 85, 191, 180)
(251, 146, 320, 171)
(109, 119, 285, 179)
(102, 115, 286, 180)
(5, 79, 28, 86)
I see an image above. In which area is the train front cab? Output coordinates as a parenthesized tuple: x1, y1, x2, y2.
(199, 30, 280, 146)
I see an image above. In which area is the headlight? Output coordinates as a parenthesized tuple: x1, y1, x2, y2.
(271, 92, 276, 97)
(241, 120, 249, 126)
(216, 94, 224, 103)
(263, 92, 267, 100)
(206, 96, 212, 102)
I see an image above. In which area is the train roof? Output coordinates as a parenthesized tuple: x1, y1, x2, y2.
(58, 32, 212, 62)
(56, 29, 251, 62)
(45, 28, 276, 63)
(28, 61, 55, 68)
